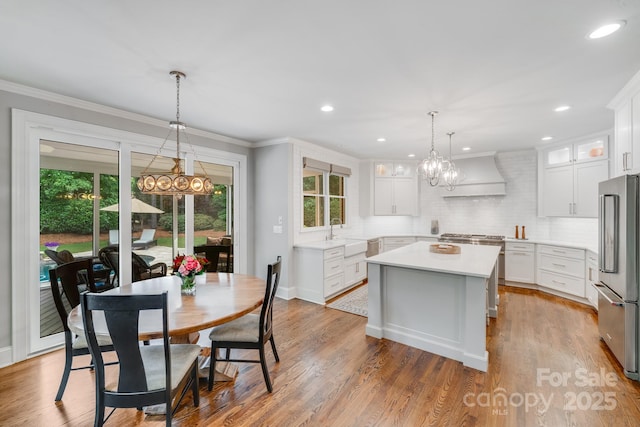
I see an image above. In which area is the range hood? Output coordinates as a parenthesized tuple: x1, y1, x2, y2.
(440, 153, 506, 197)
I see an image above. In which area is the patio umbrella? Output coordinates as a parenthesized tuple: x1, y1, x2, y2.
(101, 197, 164, 231)
(100, 197, 164, 214)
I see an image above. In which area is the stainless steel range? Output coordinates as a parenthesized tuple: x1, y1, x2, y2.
(439, 233, 505, 285)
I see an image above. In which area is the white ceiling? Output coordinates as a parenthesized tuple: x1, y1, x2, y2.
(2, 1, 640, 160)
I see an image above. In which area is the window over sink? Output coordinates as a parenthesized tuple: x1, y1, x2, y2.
(302, 157, 350, 229)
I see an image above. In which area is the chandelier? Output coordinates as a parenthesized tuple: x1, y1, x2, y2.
(441, 132, 459, 191)
(137, 71, 213, 198)
(417, 111, 443, 186)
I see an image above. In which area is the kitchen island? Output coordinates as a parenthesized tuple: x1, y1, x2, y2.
(366, 241, 500, 372)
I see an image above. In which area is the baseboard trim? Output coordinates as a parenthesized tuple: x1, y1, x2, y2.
(0, 346, 13, 368)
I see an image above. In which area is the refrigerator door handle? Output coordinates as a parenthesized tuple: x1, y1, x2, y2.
(594, 283, 624, 307)
(599, 194, 619, 273)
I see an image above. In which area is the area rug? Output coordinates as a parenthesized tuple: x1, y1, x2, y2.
(327, 285, 368, 317)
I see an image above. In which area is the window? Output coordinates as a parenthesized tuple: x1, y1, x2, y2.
(302, 158, 350, 229)
(303, 168, 325, 228)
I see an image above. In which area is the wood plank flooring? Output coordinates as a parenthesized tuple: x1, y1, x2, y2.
(2, 286, 640, 426)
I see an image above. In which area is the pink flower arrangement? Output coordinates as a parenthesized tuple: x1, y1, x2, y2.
(176, 255, 204, 277)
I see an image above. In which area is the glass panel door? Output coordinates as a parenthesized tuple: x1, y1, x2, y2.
(37, 140, 118, 349)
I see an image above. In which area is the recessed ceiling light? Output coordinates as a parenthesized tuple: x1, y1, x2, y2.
(554, 105, 571, 112)
(588, 21, 625, 39)
(462, 147, 471, 151)
(408, 154, 415, 158)
(541, 136, 553, 141)
(320, 105, 334, 112)
(377, 137, 386, 142)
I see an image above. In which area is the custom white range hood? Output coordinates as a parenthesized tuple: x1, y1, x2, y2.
(440, 153, 506, 197)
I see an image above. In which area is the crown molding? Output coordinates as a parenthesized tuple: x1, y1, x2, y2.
(0, 78, 252, 147)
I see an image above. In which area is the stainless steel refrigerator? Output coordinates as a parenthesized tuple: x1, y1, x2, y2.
(597, 174, 639, 380)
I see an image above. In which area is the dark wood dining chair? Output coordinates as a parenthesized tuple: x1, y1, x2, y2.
(194, 245, 232, 273)
(208, 256, 282, 393)
(80, 291, 200, 427)
(49, 259, 116, 401)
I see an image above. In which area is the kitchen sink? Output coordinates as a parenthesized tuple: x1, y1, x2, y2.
(337, 239, 367, 257)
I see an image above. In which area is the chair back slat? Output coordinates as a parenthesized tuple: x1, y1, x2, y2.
(260, 256, 282, 339)
(50, 259, 94, 311)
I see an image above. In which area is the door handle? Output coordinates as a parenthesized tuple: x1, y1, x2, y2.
(593, 283, 624, 307)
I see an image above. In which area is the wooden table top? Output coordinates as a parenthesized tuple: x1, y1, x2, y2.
(67, 273, 265, 341)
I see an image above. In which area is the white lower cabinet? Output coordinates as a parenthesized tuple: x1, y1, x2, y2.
(505, 242, 535, 283)
(382, 236, 416, 252)
(536, 245, 585, 298)
(344, 253, 367, 287)
(295, 244, 367, 305)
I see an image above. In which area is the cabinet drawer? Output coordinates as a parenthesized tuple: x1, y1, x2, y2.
(538, 270, 585, 297)
(324, 258, 343, 277)
(538, 253, 585, 278)
(586, 251, 598, 266)
(383, 237, 416, 245)
(505, 251, 535, 283)
(506, 242, 535, 252)
(538, 244, 584, 260)
(324, 247, 345, 260)
(324, 273, 344, 297)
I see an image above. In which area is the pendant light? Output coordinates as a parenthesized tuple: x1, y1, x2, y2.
(417, 111, 443, 186)
(137, 71, 213, 198)
(442, 131, 459, 191)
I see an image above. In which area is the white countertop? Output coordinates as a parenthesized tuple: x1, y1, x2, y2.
(366, 241, 500, 278)
(294, 239, 360, 250)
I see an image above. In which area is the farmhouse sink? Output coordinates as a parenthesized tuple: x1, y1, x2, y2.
(335, 239, 367, 257)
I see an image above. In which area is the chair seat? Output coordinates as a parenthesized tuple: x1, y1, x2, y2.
(72, 332, 113, 350)
(209, 314, 260, 343)
(105, 344, 201, 392)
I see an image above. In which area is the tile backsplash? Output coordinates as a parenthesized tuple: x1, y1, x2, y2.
(361, 149, 598, 247)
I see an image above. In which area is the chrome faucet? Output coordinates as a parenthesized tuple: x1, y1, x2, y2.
(328, 218, 342, 240)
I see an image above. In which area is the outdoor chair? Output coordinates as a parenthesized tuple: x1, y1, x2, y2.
(133, 228, 157, 249)
(45, 249, 113, 292)
(208, 256, 282, 393)
(194, 244, 232, 273)
(49, 259, 116, 401)
(99, 247, 167, 284)
(80, 291, 200, 427)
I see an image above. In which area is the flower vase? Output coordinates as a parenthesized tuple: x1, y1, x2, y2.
(181, 275, 196, 295)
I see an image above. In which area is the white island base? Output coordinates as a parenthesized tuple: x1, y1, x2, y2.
(366, 242, 500, 372)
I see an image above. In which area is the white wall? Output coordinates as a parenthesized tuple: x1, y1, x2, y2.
(361, 149, 598, 247)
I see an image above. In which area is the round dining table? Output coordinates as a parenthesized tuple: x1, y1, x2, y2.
(67, 273, 266, 380)
(68, 273, 265, 341)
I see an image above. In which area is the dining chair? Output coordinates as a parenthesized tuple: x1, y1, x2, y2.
(80, 291, 200, 427)
(194, 244, 232, 273)
(207, 256, 282, 392)
(49, 259, 116, 401)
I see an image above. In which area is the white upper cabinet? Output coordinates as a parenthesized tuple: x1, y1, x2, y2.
(538, 134, 609, 217)
(608, 68, 640, 177)
(360, 160, 418, 216)
(542, 137, 608, 167)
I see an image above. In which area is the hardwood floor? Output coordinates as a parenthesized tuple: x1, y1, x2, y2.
(2, 286, 640, 426)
